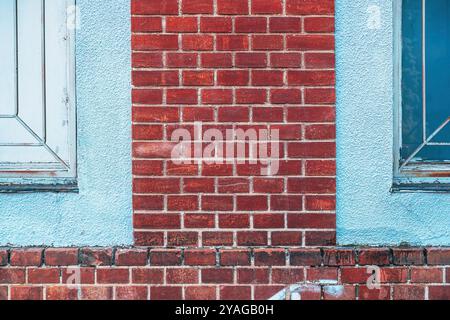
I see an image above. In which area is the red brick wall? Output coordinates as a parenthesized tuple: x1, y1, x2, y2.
(0, 247, 449, 300)
(131, 0, 337, 248)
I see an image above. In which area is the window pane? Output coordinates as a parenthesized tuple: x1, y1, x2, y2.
(402, 0, 450, 164)
(0, 0, 16, 116)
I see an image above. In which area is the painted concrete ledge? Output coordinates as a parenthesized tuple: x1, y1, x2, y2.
(0, 247, 449, 300)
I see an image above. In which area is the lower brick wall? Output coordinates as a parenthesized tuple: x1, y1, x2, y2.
(0, 247, 449, 300)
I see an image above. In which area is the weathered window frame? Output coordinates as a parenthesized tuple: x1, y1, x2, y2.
(393, 0, 450, 192)
(0, 0, 77, 192)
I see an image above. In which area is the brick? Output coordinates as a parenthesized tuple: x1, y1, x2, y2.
(133, 53, 163, 68)
(182, 35, 214, 51)
(217, 0, 249, 15)
(270, 18, 302, 33)
(116, 286, 148, 300)
(287, 214, 335, 229)
(252, 70, 284, 86)
(134, 232, 165, 247)
(81, 286, 113, 300)
(220, 250, 251, 266)
(305, 160, 336, 176)
(237, 268, 269, 284)
(306, 267, 338, 282)
(185, 214, 215, 229)
(151, 286, 183, 300)
(202, 195, 234, 211)
(132, 17, 162, 33)
(0, 287, 6, 300)
(46, 286, 78, 300)
(166, 268, 198, 284)
(220, 286, 251, 300)
(235, 53, 267, 68)
(202, 269, 234, 284)
(115, 249, 148, 266)
(323, 249, 355, 266)
(237, 232, 268, 246)
(235, 17, 267, 33)
(10, 286, 43, 300)
(254, 285, 285, 300)
(201, 17, 232, 33)
(132, 35, 179, 51)
(219, 214, 250, 229)
(271, 89, 301, 104)
(393, 285, 425, 300)
(252, 35, 283, 50)
(271, 232, 303, 246)
(392, 248, 425, 266)
(27, 268, 59, 284)
(217, 70, 249, 86)
(203, 232, 234, 246)
(61, 267, 95, 285)
(166, 17, 198, 33)
(271, 53, 301, 68)
(45, 248, 79, 266)
(0, 249, 8, 266)
(254, 214, 285, 229)
(166, 53, 198, 68)
(254, 249, 286, 266)
(323, 285, 356, 300)
(182, 0, 214, 14)
(290, 249, 322, 266)
(305, 231, 336, 246)
(358, 285, 390, 300)
(305, 88, 336, 104)
(287, 35, 334, 51)
(304, 17, 335, 33)
(185, 250, 216, 266)
(410, 267, 443, 283)
(236, 89, 267, 104)
(252, 0, 283, 14)
(286, 0, 335, 15)
(358, 248, 391, 266)
(134, 214, 181, 230)
(272, 268, 304, 284)
(427, 248, 450, 265)
(131, 0, 179, 15)
(150, 250, 182, 266)
(80, 248, 113, 267)
(201, 53, 233, 68)
(288, 71, 335, 86)
(132, 268, 164, 284)
(167, 232, 199, 247)
(236, 196, 268, 211)
(429, 286, 450, 300)
(216, 35, 249, 51)
(10, 248, 43, 267)
(185, 286, 217, 300)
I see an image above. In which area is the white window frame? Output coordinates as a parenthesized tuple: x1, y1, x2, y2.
(393, 0, 450, 192)
(0, 0, 77, 192)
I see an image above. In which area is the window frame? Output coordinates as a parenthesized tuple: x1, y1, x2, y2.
(393, 0, 450, 192)
(0, 0, 77, 193)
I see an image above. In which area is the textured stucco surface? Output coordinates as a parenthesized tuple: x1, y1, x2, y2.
(0, 0, 132, 246)
(336, 0, 450, 245)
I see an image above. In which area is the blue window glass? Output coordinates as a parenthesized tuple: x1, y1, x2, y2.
(401, 0, 450, 167)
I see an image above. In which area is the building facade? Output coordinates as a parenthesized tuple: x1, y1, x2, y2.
(0, 0, 449, 300)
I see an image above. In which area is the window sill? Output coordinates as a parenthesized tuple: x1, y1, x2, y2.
(391, 182, 450, 193)
(0, 180, 79, 193)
